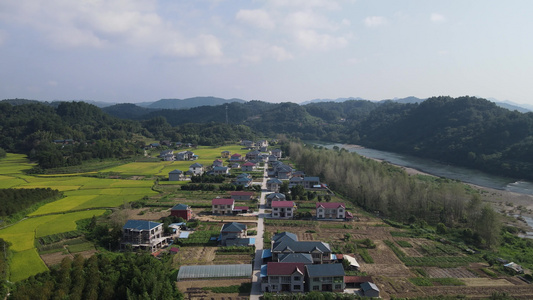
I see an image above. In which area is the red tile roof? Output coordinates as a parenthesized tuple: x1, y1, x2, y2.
(243, 162, 256, 166)
(234, 206, 249, 210)
(271, 201, 295, 208)
(212, 198, 234, 205)
(267, 262, 306, 276)
(316, 202, 345, 209)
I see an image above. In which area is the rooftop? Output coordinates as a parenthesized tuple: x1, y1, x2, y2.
(212, 198, 234, 205)
(267, 262, 306, 276)
(316, 202, 346, 209)
(123, 220, 161, 231)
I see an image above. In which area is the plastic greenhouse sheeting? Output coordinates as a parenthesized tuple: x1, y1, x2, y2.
(177, 264, 253, 280)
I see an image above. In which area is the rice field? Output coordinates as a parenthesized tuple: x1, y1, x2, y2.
(9, 248, 48, 282)
(99, 161, 170, 175)
(0, 153, 35, 175)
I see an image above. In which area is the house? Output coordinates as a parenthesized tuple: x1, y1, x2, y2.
(257, 140, 269, 148)
(177, 151, 195, 161)
(303, 177, 321, 189)
(230, 163, 241, 169)
(241, 140, 255, 148)
(267, 178, 283, 192)
(316, 203, 346, 220)
(159, 150, 175, 161)
(242, 162, 257, 172)
(213, 159, 224, 167)
(170, 204, 192, 221)
(260, 146, 269, 152)
(261, 262, 306, 293)
(306, 264, 345, 292)
(271, 201, 296, 219)
(233, 173, 252, 187)
(266, 193, 286, 208)
(360, 282, 380, 298)
(213, 166, 229, 175)
(268, 155, 278, 162)
(212, 198, 234, 215)
(233, 206, 250, 215)
(246, 150, 261, 161)
(168, 169, 184, 181)
(230, 153, 243, 161)
(220, 222, 247, 246)
(278, 253, 314, 264)
(271, 232, 332, 264)
(160, 140, 172, 146)
(121, 220, 166, 252)
(277, 165, 293, 179)
(221, 150, 231, 158)
(230, 191, 255, 201)
(189, 163, 204, 175)
(288, 177, 304, 188)
(292, 171, 305, 177)
(272, 148, 282, 159)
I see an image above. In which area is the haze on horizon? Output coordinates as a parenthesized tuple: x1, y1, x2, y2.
(1, 0, 532, 106)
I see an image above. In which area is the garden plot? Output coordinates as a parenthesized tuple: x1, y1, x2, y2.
(363, 263, 414, 278)
(375, 276, 419, 299)
(172, 246, 217, 266)
(425, 267, 478, 278)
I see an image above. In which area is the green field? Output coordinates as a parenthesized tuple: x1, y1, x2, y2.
(9, 248, 48, 282)
(0, 145, 246, 281)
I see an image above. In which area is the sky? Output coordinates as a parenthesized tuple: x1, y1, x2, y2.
(1, 0, 533, 105)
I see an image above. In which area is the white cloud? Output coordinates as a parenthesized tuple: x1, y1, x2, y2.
(236, 9, 275, 29)
(267, 0, 340, 11)
(285, 11, 337, 30)
(364, 16, 387, 27)
(0, 0, 224, 61)
(430, 13, 446, 23)
(294, 29, 347, 50)
(242, 41, 293, 63)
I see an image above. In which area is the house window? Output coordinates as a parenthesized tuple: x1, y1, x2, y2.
(293, 276, 300, 281)
(312, 285, 319, 291)
(335, 284, 341, 290)
(271, 285, 277, 290)
(293, 285, 301, 290)
(313, 278, 320, 282)
(214, 205, 218, 208)
(271, 276, 279, 281)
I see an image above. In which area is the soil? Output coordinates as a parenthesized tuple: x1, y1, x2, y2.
(41, 249, 98, 267)
(177, 278, 251, 300)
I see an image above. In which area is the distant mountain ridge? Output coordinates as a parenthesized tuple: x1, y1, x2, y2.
(138, 96, 246, 109)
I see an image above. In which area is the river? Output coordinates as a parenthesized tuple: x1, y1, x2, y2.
(314, 142, 533, 196)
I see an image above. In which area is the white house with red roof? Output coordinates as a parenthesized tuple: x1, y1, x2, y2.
(271, 201, 296, 219)
(212, 198, 234, 215)
(230, 153, 243, 161)
(316, 202, 350, 220)
(261, 262, 306, 293)
(242, 161, 257, 172)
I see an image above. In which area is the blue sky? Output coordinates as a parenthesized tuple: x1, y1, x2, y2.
(1, 0, 532, 105)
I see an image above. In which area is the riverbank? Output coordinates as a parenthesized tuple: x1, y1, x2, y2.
(340, 144, 533, 232)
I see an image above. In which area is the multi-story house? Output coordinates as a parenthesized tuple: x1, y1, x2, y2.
(261, 262, 306, 293)
(168, 169, 184, 181)
(306, 264, 345, 292)
(271, 232, 332, 264)
(170, 204, 192, 221)
(266, 193, 286, 208)
(271, 201, 296, 219)
(121, 220, 166, 252)
(220, 222, 247, 246)
(212, 198, 234, 215)
(189, 163, 204, 175)
(315, 203, 350, 220)
(266, 178, 283, 192)
(242, 162, 257, 172)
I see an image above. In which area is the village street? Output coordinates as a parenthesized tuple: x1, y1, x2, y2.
(250, 165, 268, 299)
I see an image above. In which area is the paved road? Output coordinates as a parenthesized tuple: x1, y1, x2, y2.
(250, 166, 268, 300)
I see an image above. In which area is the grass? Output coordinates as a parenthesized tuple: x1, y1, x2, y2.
(202, 282, 252, 293)
(357, 248, 374, 263)
(397, 240, 413, 248)
(67, 242, 95, 253)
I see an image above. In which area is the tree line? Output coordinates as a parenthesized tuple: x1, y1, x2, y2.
(0, 188, 62, 218)
(9, 253, 182, 300)
(288, 142, 501, 248)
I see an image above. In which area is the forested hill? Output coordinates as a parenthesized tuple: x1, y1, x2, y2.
(103, 96, 533, 179)
(2, 96, 533, 179)
(356, 96, 533, 179)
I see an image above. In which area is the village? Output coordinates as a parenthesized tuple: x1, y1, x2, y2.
(118, 140, 532, 300)
(120, 139, 379, 298)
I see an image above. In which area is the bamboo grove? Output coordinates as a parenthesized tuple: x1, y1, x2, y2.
(288, 142, 501, 248)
